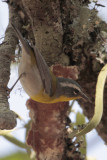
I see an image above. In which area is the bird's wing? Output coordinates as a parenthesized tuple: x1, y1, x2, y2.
(11, 23, 32, 55)
(11, 23, 53, 96)
(33, 46, 53, 96)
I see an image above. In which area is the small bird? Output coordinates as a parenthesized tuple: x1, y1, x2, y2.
(11, 24, 89, 103)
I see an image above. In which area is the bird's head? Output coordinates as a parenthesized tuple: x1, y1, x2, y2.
(55, 77, 90, 102)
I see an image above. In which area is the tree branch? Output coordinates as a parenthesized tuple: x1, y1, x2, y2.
(0, 22, 17, 129)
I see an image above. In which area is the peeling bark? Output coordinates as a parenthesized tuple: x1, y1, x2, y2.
(27, 100, 68, 160)
(26, 64, 79, 160)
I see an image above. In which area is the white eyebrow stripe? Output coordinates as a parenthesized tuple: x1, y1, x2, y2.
(60, 82, 81, 91)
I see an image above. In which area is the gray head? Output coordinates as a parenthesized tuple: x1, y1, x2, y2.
(55, 77, 89, 101)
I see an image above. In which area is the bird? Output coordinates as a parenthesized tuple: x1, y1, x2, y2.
(11, 24, 89, 104)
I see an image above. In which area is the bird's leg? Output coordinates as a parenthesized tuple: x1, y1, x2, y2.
(7, 72, 26, 95)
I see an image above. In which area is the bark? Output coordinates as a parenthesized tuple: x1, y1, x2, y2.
(0, 4, 20, 129)
(26, 100, 68, 160)
(3, 0, 107, 159)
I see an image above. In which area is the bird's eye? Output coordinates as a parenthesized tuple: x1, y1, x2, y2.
(73, 90, 79, 95)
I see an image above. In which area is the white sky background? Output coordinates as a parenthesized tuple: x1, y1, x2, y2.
(0, 0, 107, 160)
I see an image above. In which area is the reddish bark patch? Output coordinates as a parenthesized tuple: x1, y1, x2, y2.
(26, 64, 79, 159)
(51, 64, 79, 80)
(26, 100, 68, 159)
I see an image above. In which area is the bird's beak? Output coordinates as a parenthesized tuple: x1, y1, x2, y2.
(80, 91, 91, 102)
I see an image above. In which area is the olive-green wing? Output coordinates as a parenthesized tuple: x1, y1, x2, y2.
(33, 46, 53, 96)
(11, 23, 32, 55)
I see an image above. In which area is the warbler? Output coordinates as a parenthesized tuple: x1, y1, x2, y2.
(11, 24, 89, 103)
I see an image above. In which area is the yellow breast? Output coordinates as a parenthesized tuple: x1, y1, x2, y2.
(31, 90, 80, 103)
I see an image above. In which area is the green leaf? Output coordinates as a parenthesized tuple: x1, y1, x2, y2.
(0, 152, 30, 160)
(79, 136, 87, 156)
(3, 134, 27, 149)
(75, 113, 86, 156)
(75, 112, 85, 126)
(70, 64, 107, 138)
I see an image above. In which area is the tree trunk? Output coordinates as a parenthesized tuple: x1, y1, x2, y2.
(2, 0, 107, 159)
